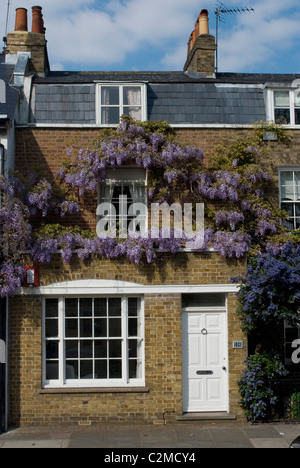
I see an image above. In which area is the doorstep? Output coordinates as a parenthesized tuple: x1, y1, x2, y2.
(176, 412, 237, 422)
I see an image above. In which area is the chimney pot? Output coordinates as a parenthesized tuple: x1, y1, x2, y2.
(199, 9, 209, 35)
(15, 8, 28, 32)
(32, 6, 44, 34)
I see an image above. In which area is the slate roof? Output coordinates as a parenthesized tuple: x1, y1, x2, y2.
(31, 70, 300, 126)
(0, 54, 19, 121)
(34, 71, 300, 85)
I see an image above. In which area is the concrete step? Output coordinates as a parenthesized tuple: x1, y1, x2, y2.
(176, 412, 237, 422)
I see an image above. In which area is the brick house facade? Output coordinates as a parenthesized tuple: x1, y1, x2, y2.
(1, 6, 300, 427)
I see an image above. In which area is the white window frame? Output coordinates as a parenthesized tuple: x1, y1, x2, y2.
(42, 296, 145, 389)
(97, 168, 148, 237)
(95, 83, 147, 126)
(267, 88, 300, 126)
(279, 167, 300, 230)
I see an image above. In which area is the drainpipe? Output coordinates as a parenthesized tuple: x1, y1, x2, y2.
(0, 143, 7, 434)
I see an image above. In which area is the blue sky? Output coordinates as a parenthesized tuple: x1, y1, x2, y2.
(1, 0, 300, 74)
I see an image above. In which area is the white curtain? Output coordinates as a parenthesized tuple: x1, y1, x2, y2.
(127, 88, 141, 120)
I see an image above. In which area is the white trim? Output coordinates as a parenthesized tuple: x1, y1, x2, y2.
(17, 123, 255, 129)
(18, 123, 300, 130)
(214, 83, 264, 89)
(15, 279, 240, 296)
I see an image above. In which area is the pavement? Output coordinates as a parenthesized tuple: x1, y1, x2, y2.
(0, 422, 300, 449)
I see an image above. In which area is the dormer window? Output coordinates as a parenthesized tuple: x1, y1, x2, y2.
(96, 83, 147, 125)
(272, 90, 300, 125)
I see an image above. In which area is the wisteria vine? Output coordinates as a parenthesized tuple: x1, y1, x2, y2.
(0, 117, 294, 296)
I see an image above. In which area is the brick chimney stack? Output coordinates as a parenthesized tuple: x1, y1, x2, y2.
(184, 9, 216, 78)
(5, 6, 49, 76)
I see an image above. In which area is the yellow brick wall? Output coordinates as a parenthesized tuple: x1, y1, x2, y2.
(8, 252, 247, 426)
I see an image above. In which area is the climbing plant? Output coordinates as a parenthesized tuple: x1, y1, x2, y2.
(0, 117, 295, 296)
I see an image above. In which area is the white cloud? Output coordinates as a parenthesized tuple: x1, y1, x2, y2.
(218, 0, 300, 72)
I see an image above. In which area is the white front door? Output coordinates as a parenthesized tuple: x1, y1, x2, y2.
(182, 310, 228, 413)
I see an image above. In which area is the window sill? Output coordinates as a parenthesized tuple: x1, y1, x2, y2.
(39, 386, 149, 395)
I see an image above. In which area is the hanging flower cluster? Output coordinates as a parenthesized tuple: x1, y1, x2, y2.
(0, 117, 294, 296)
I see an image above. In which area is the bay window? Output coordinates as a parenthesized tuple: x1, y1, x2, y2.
(43, 296, 144, 388)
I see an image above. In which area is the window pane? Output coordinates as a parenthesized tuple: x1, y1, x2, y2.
(275, 108, 290, 125)
(80, 340, 93, 358)
(65, 298, 78, 318)
(108, 298, 122, 317)
(281, 203, 294, 216)
(129, 360, 142, 379)
(182, 293, 226, 308)
(109, 318, 121, 337)
(46, 341, 58, 359)
(295, 109, 300, 125)
(80, 360, 93, 379)
(94, 318, 107, 337)
(128, 339, 137, 358)
(283, 218, 295, 230)
(128, 298, 138, 317)
(101, 107, 120, 124)
(123, 106, 142, 121)
(123, 87, 141, 106)
(274, 91, 290, 107)
(66, 340, 78, 358)
(95, 360, 107, 379)
(295, 91, 300, 107)
(45, 299, 58, 318)
(109, 360, 122, 379)
(94, 298, 107, 317)
(46, 319, 58, 338)
(94, 340, 107, 358)
(128, 318, 138, 337)
(80, 298, 92, 317)
(65, 319, 78, 338)
(46, 361, 59, 380)
(80, 319, 92, 338)
(66, 361, 78, 379)
(281, 185, 295, 201)
(281, 171, 294, 185)
(109, 340, 122, 358)
(101, 87, 119, 105)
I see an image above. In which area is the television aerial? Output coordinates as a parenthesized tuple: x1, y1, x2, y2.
(215, 2, 255, 73)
